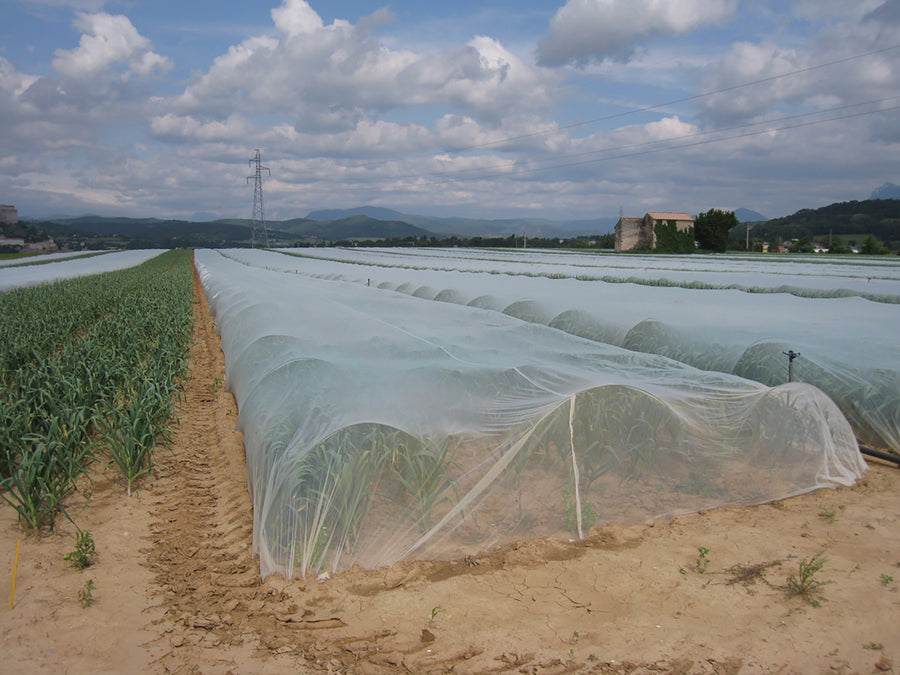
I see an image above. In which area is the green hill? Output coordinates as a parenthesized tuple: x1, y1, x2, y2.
(734, 199, 900, 244)
(24, 214, 431, 248)
(277, 215, 429, 240)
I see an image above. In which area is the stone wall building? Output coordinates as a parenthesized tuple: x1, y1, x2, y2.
(1, 204, 18, 226)
(615, 211, 694, 252)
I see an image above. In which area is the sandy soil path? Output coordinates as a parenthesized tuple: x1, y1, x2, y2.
(1, 265, 898, 674)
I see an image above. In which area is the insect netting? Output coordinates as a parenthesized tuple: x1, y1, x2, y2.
(0, 250, 165, 291)
(195, 249, 865, 580)
(220, 247, 900, 455)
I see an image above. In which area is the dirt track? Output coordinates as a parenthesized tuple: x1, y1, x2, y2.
(144, 269, 264, 672)
(1, 266, 899, 674)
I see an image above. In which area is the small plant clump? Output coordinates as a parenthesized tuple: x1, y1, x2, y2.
(787, 553, 831, 607)
(563, 489, 598, 534)
(77, 579, 95, 608)
(696, 546, 710, 573)
(818, 506, 836, 523)
(64, 530, 96, 569)
(880, 573, 894, 586)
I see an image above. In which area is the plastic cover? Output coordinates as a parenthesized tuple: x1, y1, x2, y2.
(224, 247, 900, 454)
(0, 250, 165, 291)
(195, 249, 866, 580)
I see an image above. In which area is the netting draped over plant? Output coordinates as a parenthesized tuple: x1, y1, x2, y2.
(220, 247, 900, 454)
(0, 250, 163, 291)
(195, 249, 865, 580)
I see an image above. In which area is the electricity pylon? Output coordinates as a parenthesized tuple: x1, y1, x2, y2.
(247, 149, 271, 248)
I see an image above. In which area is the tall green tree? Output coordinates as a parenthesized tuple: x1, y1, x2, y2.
(694, 209, 738, 252)
(860, 234, 888, 255)
(654, 220, 695, 253)
(789, 235, 815, 253)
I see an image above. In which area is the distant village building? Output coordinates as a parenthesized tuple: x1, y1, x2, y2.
(615, 211, 694, 252)
(1, 204, 18, 226)
(0, 204, 56, 253)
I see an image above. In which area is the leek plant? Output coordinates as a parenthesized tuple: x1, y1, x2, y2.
(0, 435, 89, 530)
(0, 250, 194, 527)
(389, 436, 460, 531)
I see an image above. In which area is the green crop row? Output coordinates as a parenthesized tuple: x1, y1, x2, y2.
(0, 249, 195, 529)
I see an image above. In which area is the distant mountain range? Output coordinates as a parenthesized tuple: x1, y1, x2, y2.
(871, 182, 900, 200)
(22, 213, 433, 248)
(14, 190, 898, 249)
(21, 208, 621, 248)
(734, 208, 767, 223)
(306, 205, 771, 232)
(305, 206, 617, 238)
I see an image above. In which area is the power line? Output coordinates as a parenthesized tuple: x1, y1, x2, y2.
(265, 43, 900, 199)
(441, 42, 900, 154)
(297, 96, 898, 190)
(472, 101, 900, 182)
(278, 42, 899, 189)
(429, 96, 900, 182)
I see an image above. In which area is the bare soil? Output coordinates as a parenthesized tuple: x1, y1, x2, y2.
(1, 270, 899, 674)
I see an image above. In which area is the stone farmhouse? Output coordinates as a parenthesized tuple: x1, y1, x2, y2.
(615, 212, 694, 252)
(1, 204, 17, 225)
(0, 204, 56, 253)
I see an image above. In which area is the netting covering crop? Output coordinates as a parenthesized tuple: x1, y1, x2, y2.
(221, 247, 900, 454)
(0, 250, 165, 291)
(195, 249, 866, 580)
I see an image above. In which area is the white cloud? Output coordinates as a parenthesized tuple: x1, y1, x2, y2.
(3, 0, 897, 222)
(0, 13, 174, 161)
(700, 23, 900, 125)
(271, 0, 325, 37)
(700, 42, 805, 121)
(52, 12, 171, 80)
(0, 57, 40, 99)
(149, 113, 253, 143)
(170, 0, 557, 127)
(865, 0, 900, 24)
(538, 0, 739, 66)
(613, 116, 698, 146)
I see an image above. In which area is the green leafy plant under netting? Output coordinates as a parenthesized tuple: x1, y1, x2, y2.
(264, 423, 466, 576)
(196, 248, 867, 580)
(734, 342, 900, 452)
(256, 382, 838, 578)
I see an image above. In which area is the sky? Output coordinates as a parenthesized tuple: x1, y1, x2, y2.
(1, 0, 898, 222)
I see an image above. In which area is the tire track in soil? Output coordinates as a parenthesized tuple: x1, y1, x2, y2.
(144, 263, 381, 674)
(143, 263, 548, 675)
(144, 265, 298, 673)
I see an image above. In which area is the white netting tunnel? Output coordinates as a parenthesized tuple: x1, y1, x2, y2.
(216, 247, 900, 455)
(195, 249, 866, 580)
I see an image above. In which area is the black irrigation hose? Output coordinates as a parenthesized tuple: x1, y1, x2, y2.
(859, 445, 900, 465)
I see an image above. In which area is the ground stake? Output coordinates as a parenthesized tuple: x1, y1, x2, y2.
(10, 540, 20, 610)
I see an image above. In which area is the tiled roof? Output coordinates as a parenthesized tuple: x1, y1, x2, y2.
(647, 212, 694, 221)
